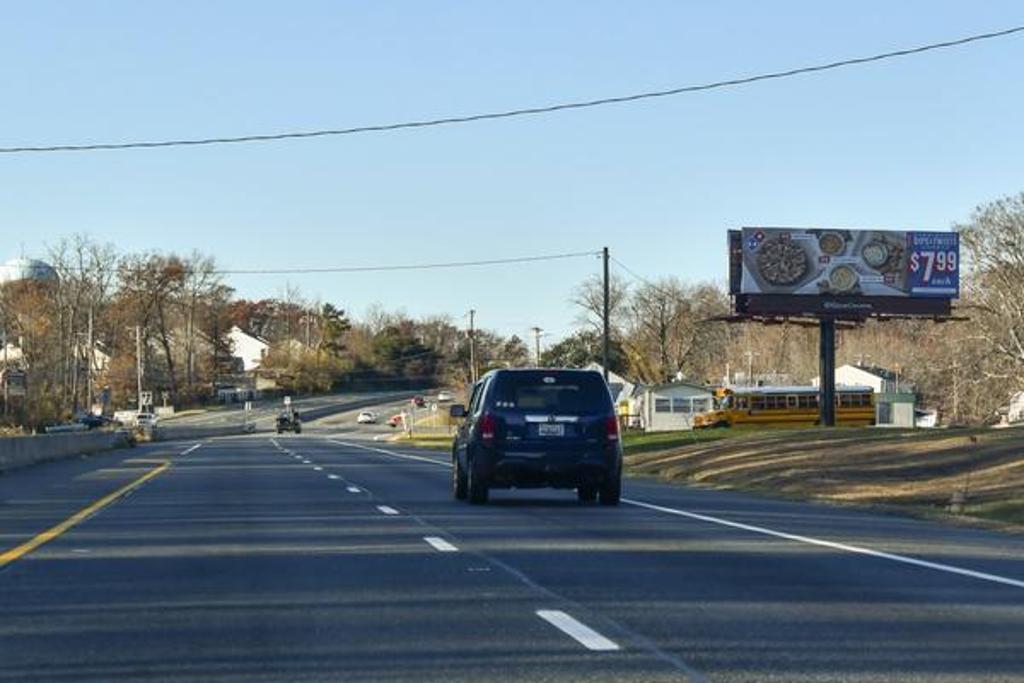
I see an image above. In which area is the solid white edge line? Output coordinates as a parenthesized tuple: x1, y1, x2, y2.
(536, 610, 620, 651)
(376, 505, 399, 515)
(424, 536, 459, 552)
(328, 441, 1024, 591)
(622, 498, 1024, 590)
(327, 439, 449, 467)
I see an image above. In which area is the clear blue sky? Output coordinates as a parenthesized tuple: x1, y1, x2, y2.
(2, 2, 1022, 344)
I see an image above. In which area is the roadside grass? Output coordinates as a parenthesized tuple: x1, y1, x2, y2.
(966, 498, 1024, 526)
(391, 433, 451, 450)
(624, 425, 1023, 533)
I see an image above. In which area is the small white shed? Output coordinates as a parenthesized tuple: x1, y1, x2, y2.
(640, 382, 715, 432)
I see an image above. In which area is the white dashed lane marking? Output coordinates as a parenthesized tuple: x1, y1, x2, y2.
(376, 505, 399, 516)
(424, 536, 458, 552)
(536, 610, 620, 651)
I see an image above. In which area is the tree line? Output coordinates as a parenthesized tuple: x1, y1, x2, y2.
(2, 191, 1020, 429)
(0, 238, 531, 430)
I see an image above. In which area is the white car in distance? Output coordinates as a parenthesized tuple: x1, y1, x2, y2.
(436, 390, 455, 403)
(135, 412, 158, 428)
(356, 411, 378, 425)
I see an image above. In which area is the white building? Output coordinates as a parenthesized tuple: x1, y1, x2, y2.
(229, 326, 269, 372)
(1007, 392, 1024, 424)
(812, 363, 918, 427)
(811, 363, 910, 394)
(583, 362, 636, 405)
(638, 382, 715, 432)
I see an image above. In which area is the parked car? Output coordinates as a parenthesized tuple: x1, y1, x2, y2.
(276, 410, 302, 434)
(436, 390, 455, 403)
(75, 413, 110, 430)
(356, 411, 378, 425)
(411, 396, 426, 408)
(387, 413, 405, 428)
(450, 368, 622, 505)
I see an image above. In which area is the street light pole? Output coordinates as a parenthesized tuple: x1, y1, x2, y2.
(531, 327, 543, 367)
(602, 246, 610, 383)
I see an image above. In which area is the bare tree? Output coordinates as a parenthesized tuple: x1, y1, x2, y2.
(571, 273, 629, 336)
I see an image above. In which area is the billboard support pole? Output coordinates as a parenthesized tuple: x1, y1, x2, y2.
(819, 318, 836, 427)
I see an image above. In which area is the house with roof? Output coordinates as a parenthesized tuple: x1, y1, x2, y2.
(228, 326, 270, 373)
(812, 363, 917, 427)
(637, 381, 715, 432)
(582, 362, 636, 405)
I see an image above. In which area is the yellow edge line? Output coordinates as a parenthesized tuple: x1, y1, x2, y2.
(0, 460, 171, 569)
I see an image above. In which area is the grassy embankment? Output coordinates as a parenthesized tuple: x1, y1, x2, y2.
(625, 426, 1024, 530)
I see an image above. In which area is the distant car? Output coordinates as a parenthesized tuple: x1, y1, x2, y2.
(387, 413, 405, 428)
(437, 390, 455, 403)
(411, 396, 426, 408)
(356, 411, 378, 425)
(450, 368, 622, 505)
(135, 412, 158, 428)
(76, 413, 110, 430)
(276, 410, 301, 434)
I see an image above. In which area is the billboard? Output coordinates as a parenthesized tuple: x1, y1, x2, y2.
(729, 228, 958, 318)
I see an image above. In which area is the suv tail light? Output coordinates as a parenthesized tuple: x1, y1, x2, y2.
(480, 413, 497, 443)
(605, 416, 620, 442)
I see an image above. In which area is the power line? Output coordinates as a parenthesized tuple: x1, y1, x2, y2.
(610, 256, 663, 291)
(213, 250, 600, 275)
(52, 249, 600, 277)
(2, 25, 1021, 154)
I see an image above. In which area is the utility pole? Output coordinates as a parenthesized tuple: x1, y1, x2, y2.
(531, 327, 543, 367)
(744, 350, 759, 387)
(468, 309, 477, 383)
(305, 310, 312, 348)
(135, 324, 144, 412)
(1, 324, 7, 418)
(86, 307, 94, 413)
(602, 246, 610, 383)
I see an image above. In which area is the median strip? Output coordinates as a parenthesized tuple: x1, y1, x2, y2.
(535, 610, 620, 651)
(0, 460, 171, 570)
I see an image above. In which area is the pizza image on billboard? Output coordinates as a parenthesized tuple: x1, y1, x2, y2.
(740, 228, 958, 298)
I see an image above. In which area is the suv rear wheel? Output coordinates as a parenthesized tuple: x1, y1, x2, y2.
(599, 471, 621, 506)
(467, 455, 489, 504)
(452, 455, 468, 500)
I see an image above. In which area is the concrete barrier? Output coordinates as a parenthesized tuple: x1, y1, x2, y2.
(0, 431, 129, 474)
(154, 424, 252, 442)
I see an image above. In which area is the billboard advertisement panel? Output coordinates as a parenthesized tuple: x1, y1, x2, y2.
(740, 228, 958, 298)
(729, 228, 958, 318)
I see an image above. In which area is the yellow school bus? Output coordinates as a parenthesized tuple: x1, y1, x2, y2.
(692, 385, 875, 428)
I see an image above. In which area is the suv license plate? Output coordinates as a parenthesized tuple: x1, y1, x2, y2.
(537, 423, 564, 437)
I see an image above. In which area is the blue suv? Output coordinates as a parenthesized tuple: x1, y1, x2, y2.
(449, 369, 622, 505)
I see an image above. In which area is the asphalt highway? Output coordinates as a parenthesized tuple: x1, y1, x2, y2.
(2, 420, 1023, 682)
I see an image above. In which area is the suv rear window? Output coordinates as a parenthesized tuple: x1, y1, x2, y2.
(490, 372, 611, 414)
